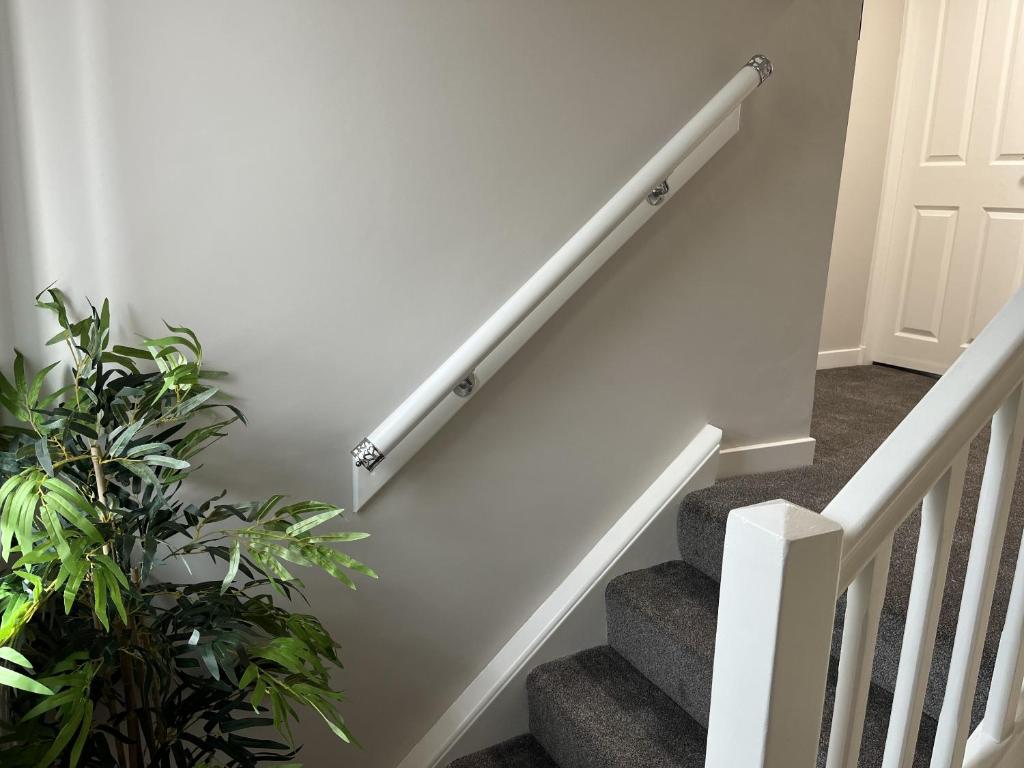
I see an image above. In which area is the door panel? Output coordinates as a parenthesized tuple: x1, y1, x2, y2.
(870, 0, 1024, 373)
(897, 206, 959, 339)
(964, 209, 1024, 343)
(993, 0, 1024, 161)
(922, 0, 987, 164)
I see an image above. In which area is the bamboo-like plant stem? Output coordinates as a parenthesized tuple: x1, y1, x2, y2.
(118, 644, 145, 768)
(90, 445, 112, 558)
(93, 445, 143, 766)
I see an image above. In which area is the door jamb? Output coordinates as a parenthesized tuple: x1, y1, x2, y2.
(858, 0, 916, 365)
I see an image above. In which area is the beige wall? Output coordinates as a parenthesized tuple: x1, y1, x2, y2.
(819, 0, 907, 356)
(0, 1, 860, 766)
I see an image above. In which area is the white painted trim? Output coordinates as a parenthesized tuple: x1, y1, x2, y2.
(817, 346, 868, 370)
(860, 0, 915, 365)
(965, 710, 1024, 768)
(706, 501, 843, 767)
(353, 108, 742, 511)
(717, 436, 816, 479)
(397, 424, 722, 768)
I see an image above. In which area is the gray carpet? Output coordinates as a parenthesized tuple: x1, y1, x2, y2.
(448, 736, 557, 768)
(679, 365, 1024, 727)
(450, 365, 1020, 767)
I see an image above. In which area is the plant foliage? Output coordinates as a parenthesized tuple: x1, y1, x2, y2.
(0, 289, 374, 767)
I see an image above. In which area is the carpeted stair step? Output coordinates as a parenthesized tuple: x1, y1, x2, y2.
(676, 452, 1024, 727)
(677, 464, 847, 583)
(448, 735, 558, 768)
(606, 560, 718, 727)
(605, 559, 938, 766)
(527, 645, 707, 768)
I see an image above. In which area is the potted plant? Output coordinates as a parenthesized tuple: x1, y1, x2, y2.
(0, 288, 374, 767)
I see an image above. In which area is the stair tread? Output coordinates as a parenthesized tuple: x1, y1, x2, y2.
(448, 735, 558, 768)
(607, 560, 939, 767)
(527, 645, 707, 768)
(677, 464, 846, 583)
(676, 451, 1024, 727)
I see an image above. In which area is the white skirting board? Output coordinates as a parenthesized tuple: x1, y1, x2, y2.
(817, 346, 868, 369)
(397, 424, 723, 768)
(716, 436, 816, 479)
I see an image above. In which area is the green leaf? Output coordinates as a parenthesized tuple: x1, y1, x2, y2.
(286, 507, 345, 536)
(28, 362, 58, 408)
(39, 502, 71, 561)
(330, 551, 378, 580)
(0, 665, 53, 695)
(116, 459, 163, 490)
(94, 554, 129, 589)
(21, 688, 78, 720)
(13, 351, 26, 400)
(111, 344, 153, 359)
(124, 441, 170, 458)
(92, 569, 110, 631)
(221, 540, 241, 594)
(63, 559, 87, 614)
(106, 577, 128, 625)
(144, 333, 200, 355)
(35, 697, 85, 766)
(34, 439, 54, 477)
(0, 646, 33, 668)
(143, 454, 190, 470)
(238, 663, 259, 690)
(200, 644, 220, 680)
(41, 482, 102, 544)
(107, 420, 145, 457)
(306, 533, 371, 543)
(69, 699, 93, 767)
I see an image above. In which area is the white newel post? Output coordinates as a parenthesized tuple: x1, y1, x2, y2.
(706, 501, 844, 768)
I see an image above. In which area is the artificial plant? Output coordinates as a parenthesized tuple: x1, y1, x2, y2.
(0, 288, 374, 767)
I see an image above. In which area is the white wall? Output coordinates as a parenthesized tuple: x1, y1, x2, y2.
(0, 0, 21, 357)
(0, 1, 861, 766)
(818, 0, 907, 361)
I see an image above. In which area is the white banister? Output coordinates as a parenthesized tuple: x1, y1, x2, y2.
(882, 450, 968, 768)
(824, 290, 1024, 591)
(827, 537, 893, 768)
(706, 501, 842, 768)
(350, 55, 773, 477)
(982, 523, 1024, 743)
(710, 288, 1024, 768)
(932, 385, 1024, 767)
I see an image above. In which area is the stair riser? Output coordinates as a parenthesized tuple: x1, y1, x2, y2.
(606, 601, 713, 727)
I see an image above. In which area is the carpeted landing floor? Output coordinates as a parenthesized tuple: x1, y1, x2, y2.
(450, 364, 1024, 767)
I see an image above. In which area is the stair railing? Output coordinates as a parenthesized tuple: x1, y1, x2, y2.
(707, 287, 1024, 767)
(349, 55, 773, 500)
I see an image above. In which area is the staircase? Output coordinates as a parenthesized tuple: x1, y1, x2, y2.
(449, 365, 1024, 768)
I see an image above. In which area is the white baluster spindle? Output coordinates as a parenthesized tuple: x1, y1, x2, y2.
(931, 384, 1024, 768)
(882, 450, 969, 768)
(827, 535, 894, 768)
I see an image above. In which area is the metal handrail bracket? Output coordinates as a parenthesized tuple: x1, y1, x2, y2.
(350, 55, 774, 508)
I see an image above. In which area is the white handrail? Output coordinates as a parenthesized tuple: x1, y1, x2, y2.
(708, 288, 1024, 768)
(822, 287, 1024, 589)
(352, 54, 774, 473)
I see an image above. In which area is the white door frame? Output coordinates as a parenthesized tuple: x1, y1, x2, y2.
(860, 0, 924, 365)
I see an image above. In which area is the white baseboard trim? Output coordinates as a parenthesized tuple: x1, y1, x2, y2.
(397, 424, 723, 768)
(717, 436, 816, 479)
(817, 346, 868, 369)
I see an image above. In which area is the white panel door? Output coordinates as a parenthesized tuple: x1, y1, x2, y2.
(870, 0, 1024, 374)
